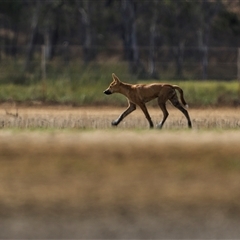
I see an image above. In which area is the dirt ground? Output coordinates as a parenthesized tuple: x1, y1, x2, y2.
(0, 105, 240, 238)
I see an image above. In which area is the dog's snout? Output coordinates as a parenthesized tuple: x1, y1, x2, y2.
(104, 89, 112, 95)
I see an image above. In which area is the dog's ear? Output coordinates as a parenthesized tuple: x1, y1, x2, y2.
(112, 73, 120, 82)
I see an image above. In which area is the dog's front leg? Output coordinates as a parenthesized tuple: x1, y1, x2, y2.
(112, 102, 136, 126)
(138, 103, 154, 128)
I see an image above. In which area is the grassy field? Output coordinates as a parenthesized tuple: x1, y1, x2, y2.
(0, 77, 239, 107)
(0, 105, 240, 238)
(1, 104, 240, 129)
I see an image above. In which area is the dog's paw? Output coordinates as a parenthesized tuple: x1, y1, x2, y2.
(111, 120, 118, 126)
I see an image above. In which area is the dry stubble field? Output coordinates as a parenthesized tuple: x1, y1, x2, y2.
(1, 103, 240, 129)
(0, 104, 240, 238)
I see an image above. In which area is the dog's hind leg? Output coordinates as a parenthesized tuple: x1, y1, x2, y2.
(157, 102, 169, 129)
(169, 95, 192, 128)
(112, 102, 136, 126)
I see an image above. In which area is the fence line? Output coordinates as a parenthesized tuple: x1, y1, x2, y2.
(1, 45, 240, 80)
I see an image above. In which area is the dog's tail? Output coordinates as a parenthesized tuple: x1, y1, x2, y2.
(173, 85, 189, 108)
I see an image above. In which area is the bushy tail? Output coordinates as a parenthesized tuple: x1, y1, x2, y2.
(173, 85, 189, 108)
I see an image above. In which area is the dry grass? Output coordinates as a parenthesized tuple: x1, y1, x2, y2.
(1, 130, 240, 216)
(0, 104, 240, 129)
(1, 105, 240, 238)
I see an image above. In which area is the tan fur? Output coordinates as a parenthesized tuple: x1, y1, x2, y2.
(104, 73, 192, 129)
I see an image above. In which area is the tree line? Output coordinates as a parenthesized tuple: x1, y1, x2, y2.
(1, 0, 240, 80)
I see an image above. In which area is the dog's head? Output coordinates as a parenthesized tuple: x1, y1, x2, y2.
(103, 73, 121, 95)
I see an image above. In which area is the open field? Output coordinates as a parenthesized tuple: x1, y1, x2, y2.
(0, 106, 240, 238)
(0, 104, 240, 129)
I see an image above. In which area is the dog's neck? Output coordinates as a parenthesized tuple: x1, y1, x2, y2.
(116, 81, 133, 98)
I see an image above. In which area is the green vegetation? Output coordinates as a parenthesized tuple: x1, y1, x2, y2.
(174, 80, 240, 107)
(0, 63, 239, 107)
(0, 79, 239, 107)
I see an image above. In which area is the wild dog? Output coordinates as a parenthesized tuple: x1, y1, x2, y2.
(103, 73, 192, 129)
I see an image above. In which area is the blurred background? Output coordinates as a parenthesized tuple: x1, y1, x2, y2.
(1, 0, 240, 85)
(2, 1, 240, 238)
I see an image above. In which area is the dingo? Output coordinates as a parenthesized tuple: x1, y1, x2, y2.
(104, 73, 192, 129)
